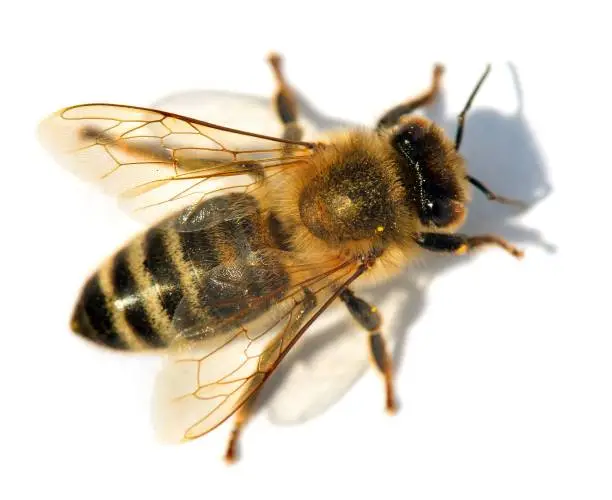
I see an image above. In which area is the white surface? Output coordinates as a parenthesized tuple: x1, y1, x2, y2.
(3, 1, 611, 499)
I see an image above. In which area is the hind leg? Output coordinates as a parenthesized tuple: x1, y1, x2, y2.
(339, 288, 397, 414)
(224, 392, 258, 464)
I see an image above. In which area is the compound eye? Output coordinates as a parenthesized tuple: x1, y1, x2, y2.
(392, 123, 426, 154)
(422, 198, 462, 227)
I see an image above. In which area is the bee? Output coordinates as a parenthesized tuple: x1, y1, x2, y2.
(38, 53, 524, 463)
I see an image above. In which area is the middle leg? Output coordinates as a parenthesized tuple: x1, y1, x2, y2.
(267, 52, 303, 141)
(339, 287, 397, 414)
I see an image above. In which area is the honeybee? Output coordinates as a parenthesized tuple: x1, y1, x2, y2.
(38, 53, 524, 463)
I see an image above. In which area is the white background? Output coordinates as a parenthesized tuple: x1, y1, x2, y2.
(3, 1, 611, 499)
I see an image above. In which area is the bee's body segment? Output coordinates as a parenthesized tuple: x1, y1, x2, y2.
(40, 53, 527, 464)
(268, 53, 302, 141)
(339, 287, 397, 413)
(71, 193, 288, 351)
(112, 245, 169, 348)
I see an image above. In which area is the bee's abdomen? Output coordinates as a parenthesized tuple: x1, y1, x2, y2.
(71, 235, 178, 351)
(71, 274, 130, 350)
(70, 194, 275, 351)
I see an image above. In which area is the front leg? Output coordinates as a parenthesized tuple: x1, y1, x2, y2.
(416, 232, 524, 259)
(377, 64, 444, 130)
(339, 288, 397, 414)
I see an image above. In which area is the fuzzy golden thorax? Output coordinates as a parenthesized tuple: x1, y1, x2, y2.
(270, 120, 470, 276)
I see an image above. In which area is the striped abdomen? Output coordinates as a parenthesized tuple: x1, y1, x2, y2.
(71, 194, 289, 351)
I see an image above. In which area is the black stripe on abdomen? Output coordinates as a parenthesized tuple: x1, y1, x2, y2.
(143, 229, 183, 320)
(112, 248, 166, 348)
(71, 275, 129, 350)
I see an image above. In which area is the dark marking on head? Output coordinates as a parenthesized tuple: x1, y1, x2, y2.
(391, 120, 465, 228)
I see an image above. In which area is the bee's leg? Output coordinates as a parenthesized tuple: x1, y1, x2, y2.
(339, 288, 397, 414)
(267, 52, 303, 141)
(415, 232, 525, 259)
(224, 393, 257, 465)
(223, 286, 317, 464)
(376, 64, 444, 130)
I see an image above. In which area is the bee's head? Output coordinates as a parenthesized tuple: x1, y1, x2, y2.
(390, 117, 469, 231)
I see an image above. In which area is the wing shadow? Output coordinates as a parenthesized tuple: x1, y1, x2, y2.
(253, 63, 554, 426)
(154, 63, 554, 428)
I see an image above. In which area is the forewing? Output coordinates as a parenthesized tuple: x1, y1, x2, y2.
(152, 90, 321, 142)
(38, 103, 314, 224)
(152, 259, 365, 443)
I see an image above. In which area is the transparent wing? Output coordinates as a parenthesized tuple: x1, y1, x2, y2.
(152, 258, 366, 443)
(264, 305, 370, 424)
(265, 285, 411, 424)
(152, 90, 321, 142)
(38, 103, 314, 224)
